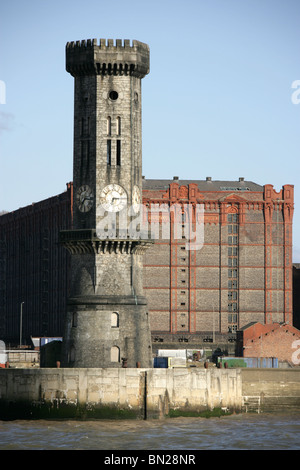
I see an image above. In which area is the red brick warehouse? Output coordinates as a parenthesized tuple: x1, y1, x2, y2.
(142, 178, 294, 349)
(0, 178, 295, 351)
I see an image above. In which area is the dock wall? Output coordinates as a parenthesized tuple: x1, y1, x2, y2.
(0, 368, 299, 419)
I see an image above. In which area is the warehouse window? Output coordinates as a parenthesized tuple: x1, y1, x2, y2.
(228, 280, 238, 289)
(228, 269, 238, 278)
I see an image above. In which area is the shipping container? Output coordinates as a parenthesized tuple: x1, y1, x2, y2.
(153, 357, 169, 368)
(157, 349, 187, 358)
(168, 357, 186, 368)
(218, 357, 278, 368)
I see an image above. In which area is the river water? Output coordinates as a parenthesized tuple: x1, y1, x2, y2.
(0, 413, 299, 451)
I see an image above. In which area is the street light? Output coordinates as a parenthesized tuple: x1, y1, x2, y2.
(20, 302, 24, 348)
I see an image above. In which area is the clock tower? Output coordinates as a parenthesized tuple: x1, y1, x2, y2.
(60, 38, 153, 368)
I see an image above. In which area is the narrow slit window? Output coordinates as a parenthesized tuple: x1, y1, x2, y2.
(107, 117, 111, 136)
(117, 140, 121, 166)
(107, 140, 111, 165)
(72, 311, 77, 327)
(116, 116, 121, 136)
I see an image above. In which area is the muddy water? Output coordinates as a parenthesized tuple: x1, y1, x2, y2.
(0, 413, 299, 450)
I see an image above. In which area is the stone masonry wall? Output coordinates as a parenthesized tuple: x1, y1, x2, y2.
(0, 368, 299, 419)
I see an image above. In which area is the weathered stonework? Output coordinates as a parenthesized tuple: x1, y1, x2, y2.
(60, 39, 153, 368)
(0, 368, 299, 420)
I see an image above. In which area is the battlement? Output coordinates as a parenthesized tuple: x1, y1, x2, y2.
(66, 38, 149, 78)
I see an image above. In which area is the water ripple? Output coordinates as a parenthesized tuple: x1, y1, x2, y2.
(0, 413, 299, 450)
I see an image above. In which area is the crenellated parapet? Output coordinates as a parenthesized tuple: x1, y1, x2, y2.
(66, 38, 150, 78)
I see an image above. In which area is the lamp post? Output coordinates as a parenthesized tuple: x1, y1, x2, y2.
(20, 302, 24, 348)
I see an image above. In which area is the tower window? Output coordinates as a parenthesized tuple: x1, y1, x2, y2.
(117, 140, 121, 166)
(107, 117, 111, 136)
(109, 90, 118, 101)
(69, 346, 75, 363)
(111, 312, 119, 328)
(72, 311, 77, 327)
(116, 117, 121, 136)
(107, 140, 111, 165)
(110, 346, 120, 362)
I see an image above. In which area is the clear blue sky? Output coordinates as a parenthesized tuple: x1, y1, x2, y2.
(1, 0, 300, 260)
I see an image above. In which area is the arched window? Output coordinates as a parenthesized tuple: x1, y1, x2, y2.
(110, 346, 120, 363)
(111, 312, 119, 328)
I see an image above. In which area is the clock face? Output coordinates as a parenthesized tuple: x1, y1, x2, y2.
(100, 184, 127, 212)
(76, 185, 94, 212)
(132, 186, 141, 213)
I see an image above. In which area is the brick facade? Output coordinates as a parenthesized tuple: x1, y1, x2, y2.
(236, 322, 300, 364)
(0, 178, 295, 350)
(143, 178, 294, 348)
(0, 185, 72, 344)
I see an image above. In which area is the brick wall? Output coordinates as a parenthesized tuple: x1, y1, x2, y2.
(241, 323, 300, 363)
(0, 181, 295, 346)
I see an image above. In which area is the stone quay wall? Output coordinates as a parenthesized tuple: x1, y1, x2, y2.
(0, 368, 299, 420)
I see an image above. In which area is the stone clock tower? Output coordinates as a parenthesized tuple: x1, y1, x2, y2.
(60, 38, 153, 368)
